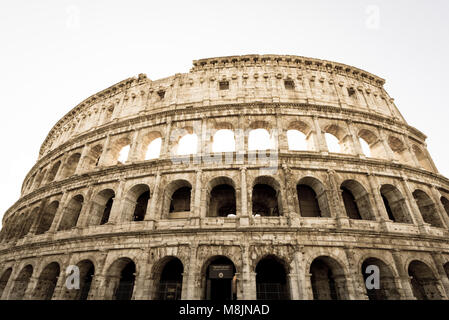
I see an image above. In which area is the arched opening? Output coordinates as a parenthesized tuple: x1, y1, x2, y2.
(0, 268, 12, 299)
(45, 161, 61, 183)
(165, 180, 192, 219)
(413, 190, 443, 228)
(122, 184, 150, 222)
(63, 260, 95, 300)
(380, 184, 411, 223)
(408, 260, 443, 300)
(107, 137, 131, 166)
(310, 256, 348, 300)
(33, 262, 60, 300)
(117, 145, 130, 164)
(145, 137, 162, 160)
(341, 187, 362, 219)
(203, 256, 236, 300)
(36, 201, 59, 235)
(287, 120, 312, 151)
(388, 136, 413, 165)
(287, 130, 308, 151)
(358, 129, 385, 159)
(325, 133, 341, 153)
(252, 177, 281, 217)
(133, 191, 150, 221)
(297, 177, 330, 217)
(10, 265, 33, 300)
(61, 153, 81, 179)
(441, 196, 449, 218)
(248, 128, 274, 151)
(359, 137, 371, 157)
(155, 257, 184, 300)
(212, 129, 236, 153)
(85, 144, 103, 170)
(340, 180, 375, 220)
(106, 258, 136, 300)
(256, 256, 290, 300)
(177, 133, 198, 155)
(207, 177, 236, 217)
(34, 169, 47, 189)
(170, 188, 191, 213)
(361, 258, 400, 300)
(58, 195, 84, 231)
(89, 189, 115, 226)
(20, 209, 37, 238)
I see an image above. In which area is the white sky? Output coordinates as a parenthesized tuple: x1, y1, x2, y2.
(1, 0, 449, 225)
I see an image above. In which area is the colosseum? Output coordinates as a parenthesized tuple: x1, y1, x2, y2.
(0, 54, 449, 301)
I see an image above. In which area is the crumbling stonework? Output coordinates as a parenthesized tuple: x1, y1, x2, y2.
(0, 54, 449, 300)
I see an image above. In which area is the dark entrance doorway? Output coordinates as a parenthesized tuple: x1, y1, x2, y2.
(256, 256, 290, 300)
(205, 256, 236, 300)
(158, 258, 183, 300)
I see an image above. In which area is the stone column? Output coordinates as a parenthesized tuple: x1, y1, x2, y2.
(127, 130, 141, 163)
(281, 164, 297, 225)
(75, 144, 90, 175)
(430, 186, 449, 229)
(192, 169, 203, 225)
(391, 250, 416, 299)
(235, 115, 245, 164)
(276, 112, 288, 152)
(344, 246, 368, 300)
(347, 120, 364, 157)
(160, 120, 172, 158)
(49, 191, 71, 233)
(132, 252, 150, 300)
(366, 173, 390, 230)
(291, 248, 307, 300)
(431, 252, 449, 298)
(312, 116, 327, 153)
(378, 128, 395, 161)
(108, 179, 127, 224)
(76, 185, 94, 228)
(400, 177, 425, 230)
(184, 243, 199, 300)
(239, 167, 250, 226)
(240, 245, 256, 300)
(327, 170, 348, 227)
(97, 134, 111, 167)
(146, 172, 161, 224)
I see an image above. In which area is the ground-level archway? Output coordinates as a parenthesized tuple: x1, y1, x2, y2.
(105, 258, 136, 300)
(32, 262, 60, 300)
(63, 259, 95, 300)
(361, 258, 400, 300)
(255, 255, 290, 300)
(310, 256, 349, 300)
(9, 265, 33, 300)
(203, 256, 236, 300)
(408, 260, 443, 300)
(154, 257, 184, 300)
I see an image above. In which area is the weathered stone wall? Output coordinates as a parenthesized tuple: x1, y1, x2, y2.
(1, 54, 449, 300)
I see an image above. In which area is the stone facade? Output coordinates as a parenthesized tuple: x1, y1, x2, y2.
(1, 54, 449, 300)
